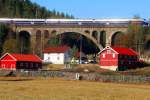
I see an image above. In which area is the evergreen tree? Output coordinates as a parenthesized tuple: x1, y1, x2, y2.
(3, 38, 17, 53)
(47, 36, 60, 47)
(70, 45, 78, 59)
(0, 23, 8, 56)
(0, 0, 74, 19)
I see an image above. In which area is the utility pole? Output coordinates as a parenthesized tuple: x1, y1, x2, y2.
(41, 33, 43, 58)
(138, 41, 144, 56)
(80, 35, 82, 64)
(78, 22, 82, 64)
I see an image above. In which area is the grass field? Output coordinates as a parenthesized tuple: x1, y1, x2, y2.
(0, 77, 150, 100)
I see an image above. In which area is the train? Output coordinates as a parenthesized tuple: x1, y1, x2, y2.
(0, 18, 149, 27)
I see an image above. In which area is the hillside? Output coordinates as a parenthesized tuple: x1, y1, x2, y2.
(0, 0, 74, 19)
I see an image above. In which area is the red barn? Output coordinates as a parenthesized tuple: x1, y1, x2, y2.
(99, 46, 139, 71)
(0, 53, 42, 70)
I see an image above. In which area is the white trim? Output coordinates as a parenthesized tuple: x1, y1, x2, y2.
(35, 55, 42, 62)
(0, 53, 8, 60)
(100, 66, 118, 71)
(112, 53, 116, 58)
(129, 48, 139, 56)
(102, 54, 106, 58)
(0, 53, 17, 61)
(100, 59, 118, 61)
(98, 46, 118, 55)
(10, 64, 15, 70)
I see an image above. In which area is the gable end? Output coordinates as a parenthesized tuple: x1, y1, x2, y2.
(0, 53, 17, 61)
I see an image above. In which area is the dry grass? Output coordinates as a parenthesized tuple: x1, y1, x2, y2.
(0, 77, 150, 100)
(42, 64, 100, 72)
(123, 67, 150, 75)
(42, 64, 65, 70)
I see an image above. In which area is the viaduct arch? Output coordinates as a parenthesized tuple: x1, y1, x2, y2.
(16, 27, 127, 55)
(111, 31, 125, 46)
(145, 40, 150, 50)
(18, 30, 31, 54)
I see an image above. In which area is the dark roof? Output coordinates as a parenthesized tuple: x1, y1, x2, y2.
(112, 47, 138, 56)
(43, 46, 70, 53)
(1, 53, 42, 62)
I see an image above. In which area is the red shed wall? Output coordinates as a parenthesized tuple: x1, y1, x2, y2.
(0, 61, 16, 70)
(0, 54, 16, 70)
(99, 49, 118, 66)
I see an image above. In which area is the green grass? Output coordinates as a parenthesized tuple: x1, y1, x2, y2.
(0, 77, 150, 100)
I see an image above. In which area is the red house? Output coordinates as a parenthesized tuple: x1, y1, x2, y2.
(0, 53, 42, 70)
(99, 46, 139, 71)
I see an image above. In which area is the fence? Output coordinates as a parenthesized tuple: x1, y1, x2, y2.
(13, 70, 150, 84)
(95, 74, 150, 83)
(15, 70, 64, 77)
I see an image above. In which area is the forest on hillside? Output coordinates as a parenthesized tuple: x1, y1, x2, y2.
(0, 0, 74, 19)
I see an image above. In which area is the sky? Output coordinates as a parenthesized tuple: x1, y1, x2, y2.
(31, 0, 150, 19)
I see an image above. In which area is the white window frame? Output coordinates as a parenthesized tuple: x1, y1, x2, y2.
(57, 56, 60, 60)
(48, 57, 50, 60)
(112, 53, 115, 58)
(11, 64, 15, 70)
(102, 54, 106, 58)
(107, 50, 111, 54)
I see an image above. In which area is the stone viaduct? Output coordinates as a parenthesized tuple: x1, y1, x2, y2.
(0, 18, 148, 55)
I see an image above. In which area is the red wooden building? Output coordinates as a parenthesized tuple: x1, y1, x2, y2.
(0, 53, 42, 70)
(99, 46, 139, 71)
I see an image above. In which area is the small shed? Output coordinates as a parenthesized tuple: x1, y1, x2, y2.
(0, 53, 42, 70)
(99, 46, 139, 71)
(43, 46, 71, 64)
